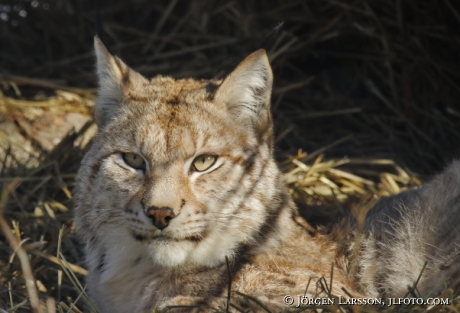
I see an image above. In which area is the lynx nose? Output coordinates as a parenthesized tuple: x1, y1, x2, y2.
(145, 206, 176, 230)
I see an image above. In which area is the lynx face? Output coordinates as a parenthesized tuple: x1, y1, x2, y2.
(74, 37, 279, 269)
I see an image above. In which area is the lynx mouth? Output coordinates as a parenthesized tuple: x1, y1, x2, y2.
(151, 234, 202, 243)
(130, 229, 202, 243)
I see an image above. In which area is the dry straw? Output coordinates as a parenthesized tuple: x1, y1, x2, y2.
(1, 0, 459, 311)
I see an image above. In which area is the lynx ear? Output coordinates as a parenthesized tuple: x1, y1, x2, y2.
(215, 50, 273, 131)
(94, 36, 146, 127)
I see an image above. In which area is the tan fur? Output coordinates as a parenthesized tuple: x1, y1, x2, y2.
(74, 37, 460, 312)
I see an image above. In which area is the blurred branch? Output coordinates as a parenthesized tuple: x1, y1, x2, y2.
(0, 180, 42, 313)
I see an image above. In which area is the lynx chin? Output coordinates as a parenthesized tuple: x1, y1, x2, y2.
(74, 36, 460, 312)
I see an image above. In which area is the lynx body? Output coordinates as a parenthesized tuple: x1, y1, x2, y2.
(74, 37, 460, 312)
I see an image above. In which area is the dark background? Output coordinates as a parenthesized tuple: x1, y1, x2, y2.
(2, 0, 460, 175)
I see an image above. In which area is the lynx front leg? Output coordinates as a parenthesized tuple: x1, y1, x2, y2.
(153, 296, 223, 313)
(155, 295, 286, 313)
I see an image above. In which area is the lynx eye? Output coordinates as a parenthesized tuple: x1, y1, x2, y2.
(192, 155, 217, 172)
(122, 152, 146, 170)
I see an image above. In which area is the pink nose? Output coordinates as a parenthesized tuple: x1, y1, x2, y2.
(145, 206, 176, 230)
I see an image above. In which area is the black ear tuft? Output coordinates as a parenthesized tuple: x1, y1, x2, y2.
(259, 21, 285, 50)
(95, 5, 112, 55)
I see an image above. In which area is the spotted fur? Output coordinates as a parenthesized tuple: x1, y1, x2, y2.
(74, 37, 460, 312)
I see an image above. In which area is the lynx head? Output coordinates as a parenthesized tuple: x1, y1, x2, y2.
(74, 37, 283, 271)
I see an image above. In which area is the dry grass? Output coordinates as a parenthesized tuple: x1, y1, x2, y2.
(1, 0, 460, 312)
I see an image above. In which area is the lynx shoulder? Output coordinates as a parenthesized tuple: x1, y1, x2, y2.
(74, 37, 460, 312)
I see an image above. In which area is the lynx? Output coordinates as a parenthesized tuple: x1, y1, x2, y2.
(74, 37, 460, 312)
